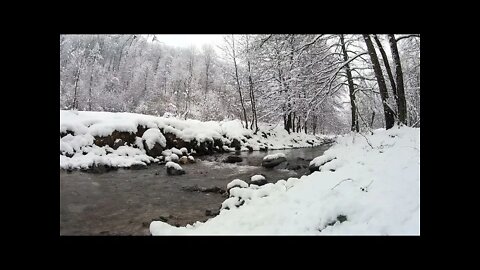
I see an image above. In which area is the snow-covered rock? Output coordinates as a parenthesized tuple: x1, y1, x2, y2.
(226, 179, 249, 194)
(170, 153, 179, 162)
(250, 174, 267, 186)
(178, 156, 189, 164)
(142, 128, 166, 157)
(170, 147, 183, 156)
(262, 153, 287, 168)
(165, 161, 185, 175)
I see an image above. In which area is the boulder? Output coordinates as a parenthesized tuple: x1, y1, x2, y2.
(143, 141, 164, 157)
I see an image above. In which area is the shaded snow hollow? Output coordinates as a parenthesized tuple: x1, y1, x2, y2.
(60, 110, 330, 170)
(150, 126, 420, 235)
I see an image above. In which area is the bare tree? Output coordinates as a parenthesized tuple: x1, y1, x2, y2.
(363, 34, 395, 129)
(388, 34, 408, 125)
(340, 34, 359, 132)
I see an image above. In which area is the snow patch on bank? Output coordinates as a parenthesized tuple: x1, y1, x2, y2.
(60, 110, 331, 169)
(150, 126, 420, 235)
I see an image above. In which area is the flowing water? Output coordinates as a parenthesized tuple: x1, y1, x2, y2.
(60, 144, 332, 235)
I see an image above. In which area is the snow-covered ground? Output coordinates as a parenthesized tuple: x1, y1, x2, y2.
(60, 110, 331, 170)
(150, 126, 420, 235)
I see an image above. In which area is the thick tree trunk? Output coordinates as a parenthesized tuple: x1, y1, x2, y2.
(374, 35, 397, 100)
(388, 34, 408, 125)
(339, 34, 359, 132)
(363, 34, 395, 130)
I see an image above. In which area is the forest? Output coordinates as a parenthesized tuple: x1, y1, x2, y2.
(60, 34, 420, 134)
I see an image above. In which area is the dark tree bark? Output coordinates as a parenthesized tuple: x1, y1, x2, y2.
(340, 34, 359, 132)
(363, 34, 395, 130)
(388, 34, 408, 125)
(72, 67, 81, 110)
(245, 36, 258, 133)
(231, 36, 248, 129)
(373, 35, 398, 113)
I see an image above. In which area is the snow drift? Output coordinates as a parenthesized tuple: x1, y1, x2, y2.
(150, 126, 420, 235)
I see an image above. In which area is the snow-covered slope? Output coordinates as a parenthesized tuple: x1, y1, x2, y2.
(150, 126, 420, 235)
(60, 110, 331, 170)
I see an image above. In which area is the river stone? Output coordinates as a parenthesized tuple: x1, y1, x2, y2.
(166, 162, 185, 175)
(225, 155, 243, 163)
(262, 156, 287, 168)
(205, 209, 220, 217)
(250, 175, 268, 186)
(178, 156, 189, 164)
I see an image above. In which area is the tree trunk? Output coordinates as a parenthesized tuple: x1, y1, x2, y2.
(373, 35, 399, 119)
(340, 34, 359, 132)
(388, 34, 408, 125)
(286, 112, 292, 134)
(231, 36, 248, 129)
(370, 111, 376, 128)
(72, 68, 81, 110)
(363, 34, 395, 130)
(246, 39, 258, 133)
(292, 112, 296, 132)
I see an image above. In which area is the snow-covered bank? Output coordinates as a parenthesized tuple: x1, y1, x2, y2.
(150, 126, 420, 235)
(60, 110, 332, 170)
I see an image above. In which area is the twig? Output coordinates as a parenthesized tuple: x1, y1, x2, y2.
(358, 132, 374, 149)
(331, 178, 353, 190)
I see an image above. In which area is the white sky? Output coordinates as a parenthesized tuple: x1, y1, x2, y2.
(151, 34, 225, 50)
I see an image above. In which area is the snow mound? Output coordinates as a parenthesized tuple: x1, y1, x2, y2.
(142, 128, 166, 149)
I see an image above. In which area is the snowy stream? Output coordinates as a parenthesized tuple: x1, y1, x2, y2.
(60, 144, 331, 235)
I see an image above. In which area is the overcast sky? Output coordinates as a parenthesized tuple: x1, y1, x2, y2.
(150, 34, 225, 50)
